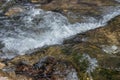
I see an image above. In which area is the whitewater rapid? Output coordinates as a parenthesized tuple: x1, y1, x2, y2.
(115, 0, 120, 2)
(0, 6, 120, 59)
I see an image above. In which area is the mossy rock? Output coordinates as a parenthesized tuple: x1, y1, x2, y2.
(92, 68, 120, 80)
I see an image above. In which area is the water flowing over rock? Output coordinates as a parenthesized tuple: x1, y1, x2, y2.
(0, 0, 120, 80)
(115, 0, 120, 2)
(102, 45, 120, 54)
(0, 5, 120, 59)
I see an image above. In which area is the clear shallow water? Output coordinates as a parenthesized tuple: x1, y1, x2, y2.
(0, 5, 120, 59)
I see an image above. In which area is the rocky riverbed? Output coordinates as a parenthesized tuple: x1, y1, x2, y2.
(0, 0, 120, 80)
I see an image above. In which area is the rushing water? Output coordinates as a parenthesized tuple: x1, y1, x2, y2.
(0, 3, 120, 59)
(115, 0, 120, 2)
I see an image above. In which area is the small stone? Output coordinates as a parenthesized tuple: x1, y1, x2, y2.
(31, 0, 52, 4)
(5, 6, 25, 17)
(0, 77, 9, 80)
(0, 63, 5, 69)
(31, 0, 40, 3)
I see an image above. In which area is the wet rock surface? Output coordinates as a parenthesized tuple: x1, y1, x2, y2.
(3, 0, 120, 22)
(38, 0, 120, 23)
(5, 15, 119, 80)
(15, 56, 78, 80)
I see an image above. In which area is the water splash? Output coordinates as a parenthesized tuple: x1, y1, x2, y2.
(0, 6, 120, 59)
(82, 54, 98, 73)
(102, 45, 120, 54)
(82, 54, 98, 80)
(115, 0, 120, 2)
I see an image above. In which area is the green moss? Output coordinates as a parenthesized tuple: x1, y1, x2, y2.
(92, 68, 120, 80)
(72, 53, 89, 72)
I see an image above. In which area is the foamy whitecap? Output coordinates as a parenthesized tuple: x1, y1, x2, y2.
(115, 0, 120, 2)
(0, 6, 120, 59)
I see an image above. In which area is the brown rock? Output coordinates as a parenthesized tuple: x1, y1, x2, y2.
(0, 63, 5, 69)
(31, 0, 53, 4)
(37, 0, 119, 23)
(0, 77, 9, 80)
(5, 6, 25, 17)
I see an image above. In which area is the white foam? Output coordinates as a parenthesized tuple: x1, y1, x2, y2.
(66, 69, 79, 80)
(82, 54, 98, 80)
(0, 6, 120, 59)
(102, 45, 120, 54)
(115, 0, 120, 2)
